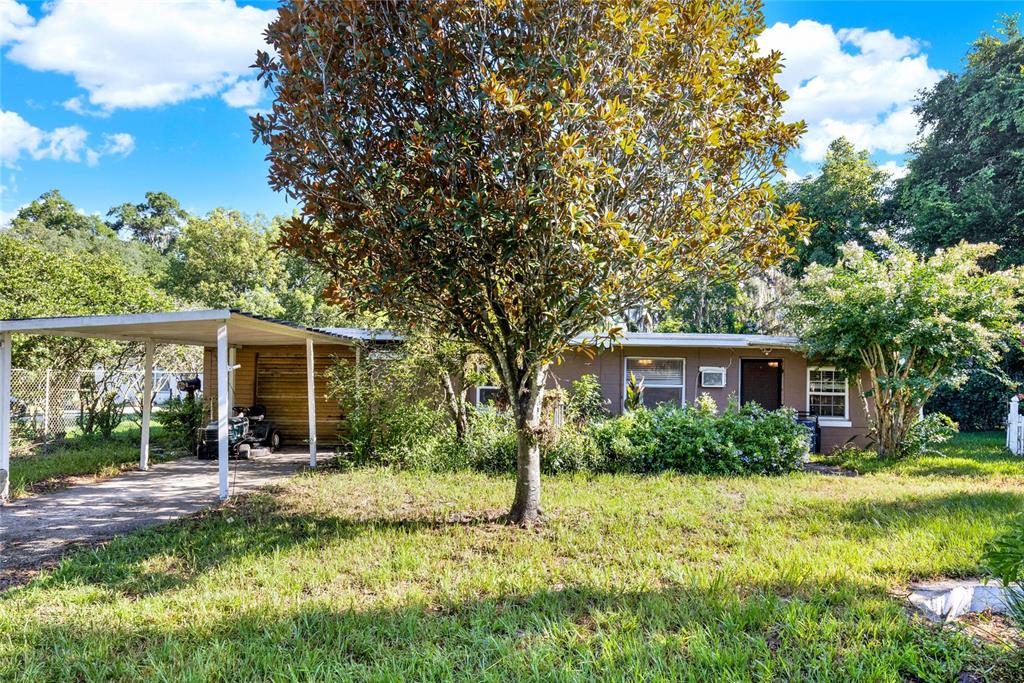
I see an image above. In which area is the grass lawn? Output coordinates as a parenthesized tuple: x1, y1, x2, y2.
(1, 432, 1022, 681)
(7, 422, 173, 498)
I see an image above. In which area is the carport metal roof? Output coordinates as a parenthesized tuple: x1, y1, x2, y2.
(0, 309, 356, 347)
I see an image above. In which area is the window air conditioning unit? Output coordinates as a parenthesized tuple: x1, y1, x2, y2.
(699, 366, 726, 388)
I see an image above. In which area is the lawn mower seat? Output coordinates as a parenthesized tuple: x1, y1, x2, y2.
(248, 404, 267, 422)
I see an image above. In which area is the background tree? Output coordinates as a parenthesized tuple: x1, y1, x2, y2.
(0, 234, 177, 437)
(106, 191, 188, 253)
(789, 233, 1021, 457)
(163, 208, 288, 318)
(650, 268, 792, 334)
(6, 190, 164, 277)
(255, 0, 805, 523)
(895, 15, 1024, 267)
(778, 137, 891, 274)
(892, 16, 1024, 428)
(0, 234, 173, 371)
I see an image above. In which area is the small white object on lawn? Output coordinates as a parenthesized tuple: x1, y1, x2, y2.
(908, 579, 1021, 622)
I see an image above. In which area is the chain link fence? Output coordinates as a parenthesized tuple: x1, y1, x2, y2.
(10, 368, 200, 453)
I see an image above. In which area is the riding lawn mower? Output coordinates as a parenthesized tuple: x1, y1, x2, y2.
(196, 404, 281, 460)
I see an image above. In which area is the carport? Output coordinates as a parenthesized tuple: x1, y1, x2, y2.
(0, 309, 357, 502)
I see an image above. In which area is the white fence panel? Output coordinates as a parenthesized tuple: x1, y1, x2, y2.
(1008, 396, 1023, 456)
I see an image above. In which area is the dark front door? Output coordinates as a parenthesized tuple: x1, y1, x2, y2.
(740, 359, 782, 410)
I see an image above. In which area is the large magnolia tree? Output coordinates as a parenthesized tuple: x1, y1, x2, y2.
(254, 0, 805, 523)
(789, 234, 1022, 457)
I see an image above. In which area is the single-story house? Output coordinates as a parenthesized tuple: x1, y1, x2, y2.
(472, 332, 870, 453)
(0, 311, 869, 502)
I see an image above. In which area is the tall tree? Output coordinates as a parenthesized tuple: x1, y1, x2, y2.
(789, 234, 1021, 457)
(6, 189, 166, 278)
(254, 0, 805, 523)
(106, 191, 188, 253)
(0, 234, 173, 372)
(895, 15, 1024, 268)
(778, 138, 891, 274)
(9, 189, 112, 239)
(163, 209, 287, 318)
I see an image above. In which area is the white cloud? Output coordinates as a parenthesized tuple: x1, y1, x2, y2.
(0, 204, 23, 228)
(0, 110, 134, 167)
(102, 132, 135, 157)
(62, 95, 110, 117)
(4, 0, 275, 111)
(759, 20, 944, 162)
(783, 168, 803, 184)
(221, 78, 263, 108)
(879, 160, 909, 180)
(0, 0, 32, 46)
(41, 125, 89, 163)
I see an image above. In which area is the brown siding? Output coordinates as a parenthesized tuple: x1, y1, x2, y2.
(476, 345, 872, 453)
(202, 344, 354, 445)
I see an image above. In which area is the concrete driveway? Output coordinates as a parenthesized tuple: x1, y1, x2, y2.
(1, 450, 316, 587)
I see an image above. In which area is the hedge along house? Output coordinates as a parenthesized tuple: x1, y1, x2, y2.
(474, 332, 872, 453)
(0, 309, 361, 502)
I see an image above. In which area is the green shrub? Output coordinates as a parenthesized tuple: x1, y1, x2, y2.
(982, 517, 1024, 628)
(592, 403, 807, 476)
(331, 347, 451, 469)
(927, 349, 1024, 431)
(346, 397, 447, 469)
(543, 425, 603, 474)
(461, 409, 518, 473)
(565, 374, 608, 424)
(899, 412, 959, 457)
(159, 397, 205, 454)
(589, 410, 651, 473)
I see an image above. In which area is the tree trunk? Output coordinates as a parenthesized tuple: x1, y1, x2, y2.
(439, 370, 469, 442)
(509, 424, 542, 524)
(507, 363, 548, 525)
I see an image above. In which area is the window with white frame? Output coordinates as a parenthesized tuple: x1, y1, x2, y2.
(626, 357, 685, 409)
(476, 385, 502, 407)
(807, 367, 848, 420)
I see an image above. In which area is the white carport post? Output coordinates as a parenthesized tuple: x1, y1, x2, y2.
(306, 337, 317, 468)
(139, 339, 155, 470)
(217, 323, 230, 500)
(1, 331, 12, 502)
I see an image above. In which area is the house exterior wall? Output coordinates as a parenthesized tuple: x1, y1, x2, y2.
(202, 343, 355, 445)
(482, 345, 872, 453)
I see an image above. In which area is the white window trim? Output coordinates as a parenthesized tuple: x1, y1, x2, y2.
(476, 384, 501, 407)
(624, 356, 686, 410)
(698, 366, 727, 388)
(807, 366, 851, 427)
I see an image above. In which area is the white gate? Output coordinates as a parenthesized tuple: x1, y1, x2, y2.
(1008, 396, 1023, 456)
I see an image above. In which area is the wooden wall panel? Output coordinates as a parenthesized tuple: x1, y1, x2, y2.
(202, 344, 354, 445)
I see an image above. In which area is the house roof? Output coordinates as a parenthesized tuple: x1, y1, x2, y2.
(572, 331, 801, 349)
(314, 328, 802, 349)
(0, 309, 356, 347)
(318, 327, 405, 342)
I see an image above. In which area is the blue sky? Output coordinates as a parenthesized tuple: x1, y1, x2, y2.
(1, 0, 1021, 224)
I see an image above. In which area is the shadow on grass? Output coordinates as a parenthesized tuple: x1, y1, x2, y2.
(818, 431, 1024, 478)
(8, 577, 1013, 682)
(810, 489, 1023, 548)
(17, 487, 507, 598)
